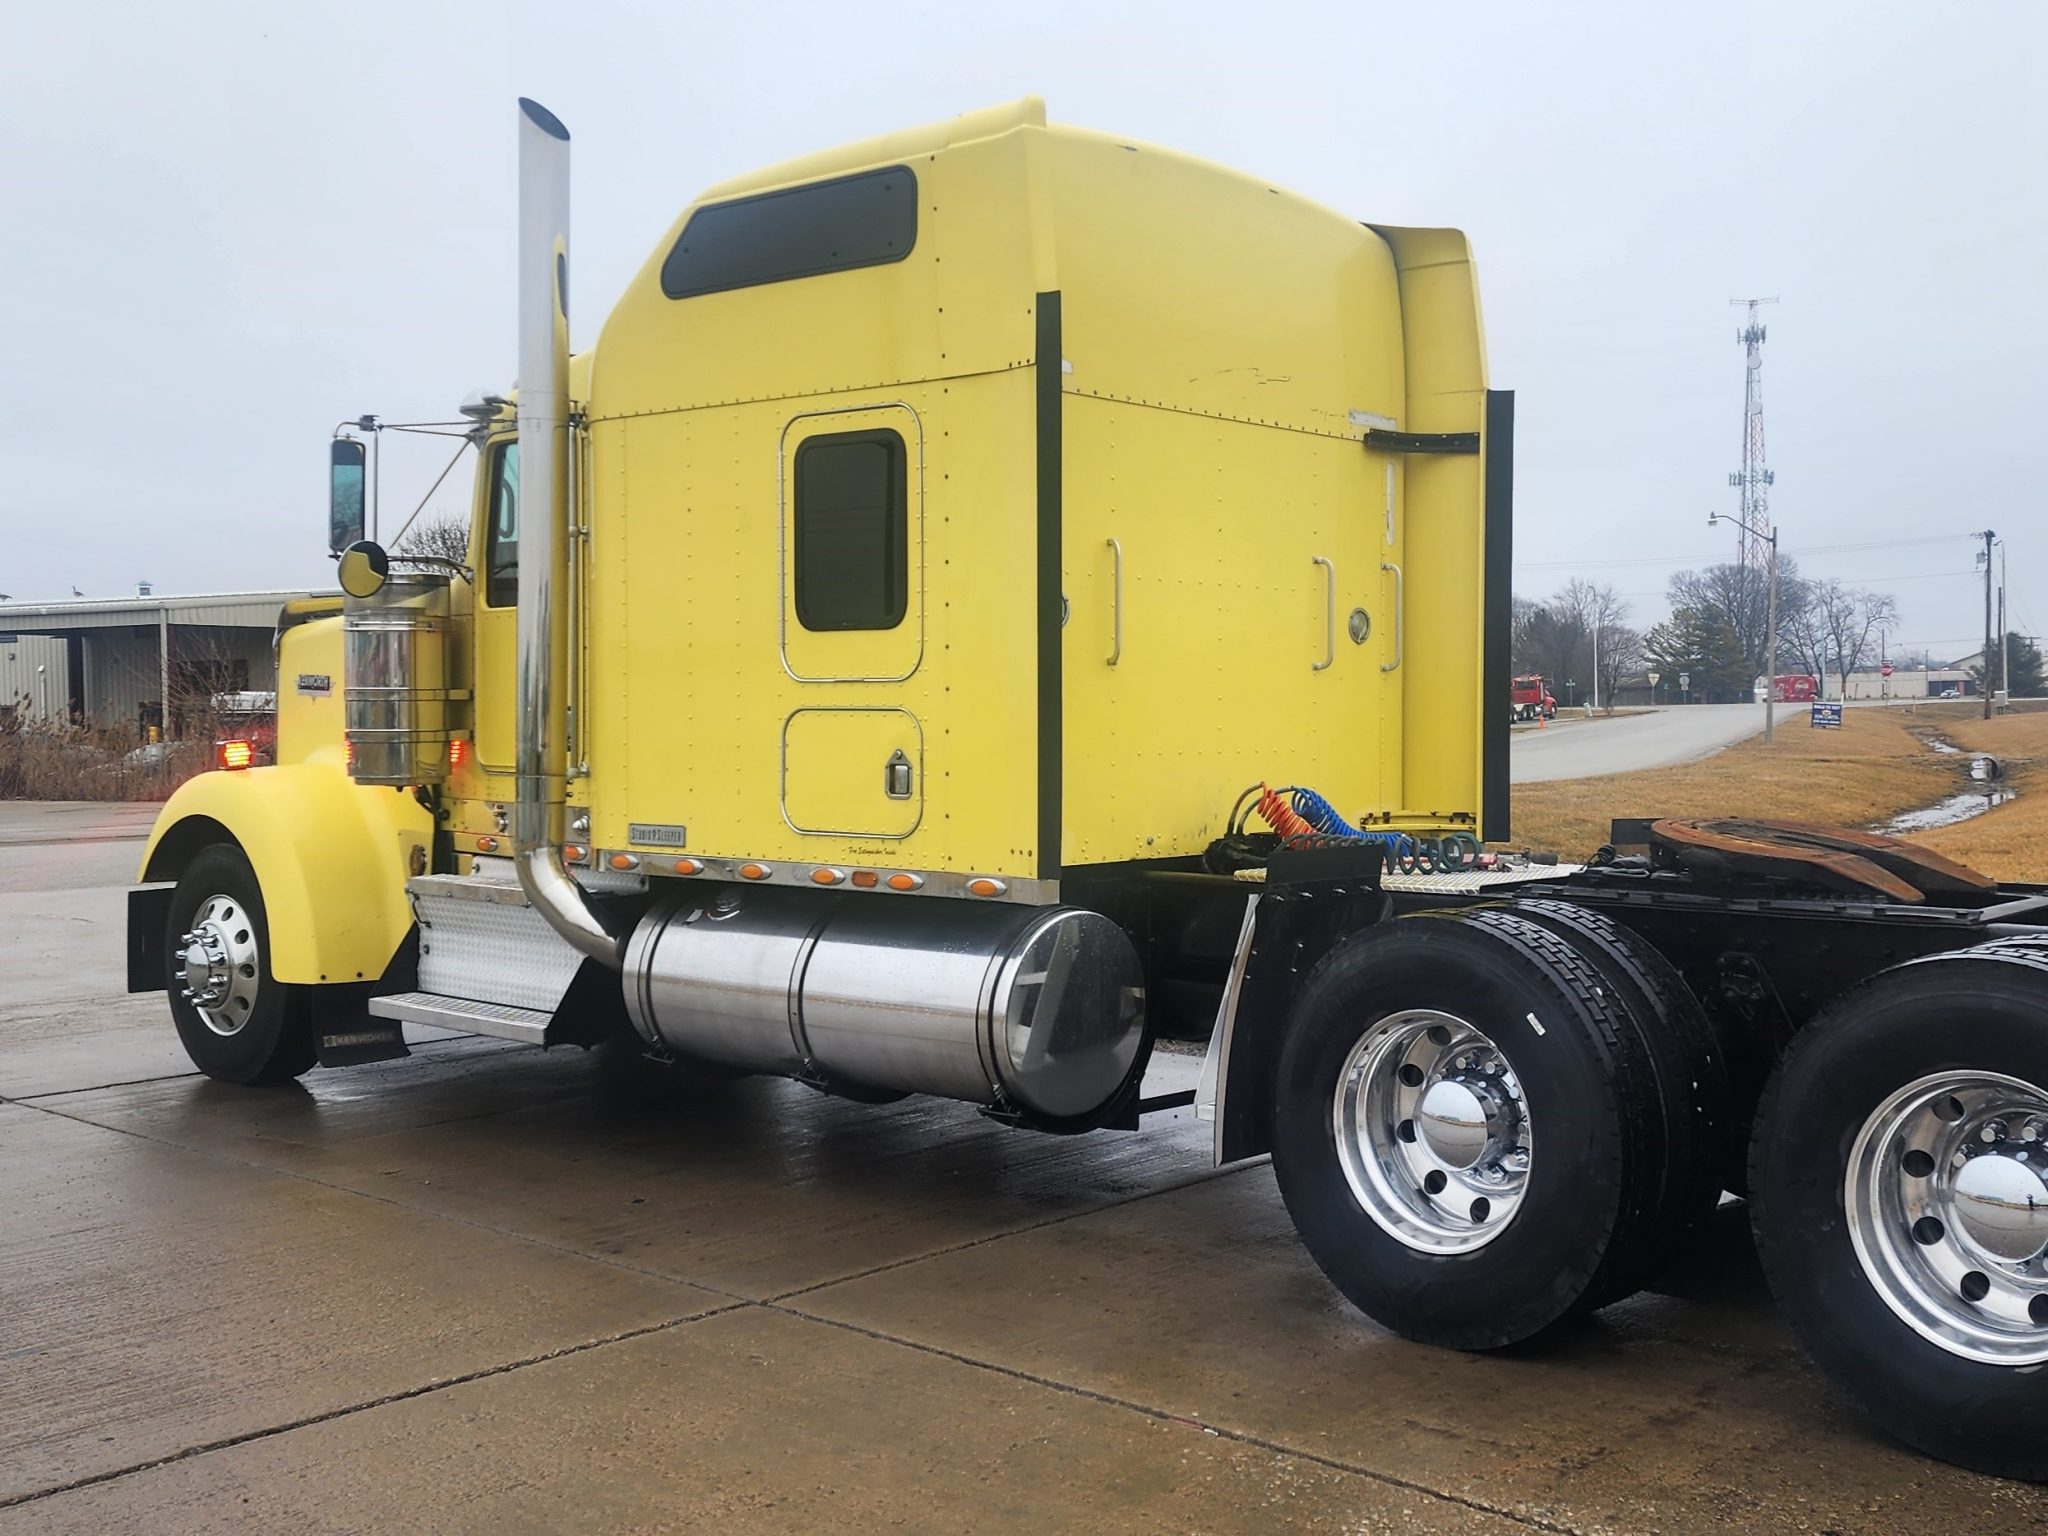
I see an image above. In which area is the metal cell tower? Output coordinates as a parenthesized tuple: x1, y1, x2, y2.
(1728, 298, 1779, 573)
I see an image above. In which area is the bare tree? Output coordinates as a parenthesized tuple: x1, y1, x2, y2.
(395, 514, 471, 565)
(1668, 557, 1804, 686)
(1597, 624, 1646, 707)
(1816, 583, 1898, 697)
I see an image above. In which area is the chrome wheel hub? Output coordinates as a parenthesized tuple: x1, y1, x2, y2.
(178, 894, 261, 1037)
(1333, 1009, 1531, 1254)
(1847, 1071, 2048, 1364)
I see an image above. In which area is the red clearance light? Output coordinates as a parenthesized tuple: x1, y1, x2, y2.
(217, 739, 254, 771)
(449, 737, 471, 770)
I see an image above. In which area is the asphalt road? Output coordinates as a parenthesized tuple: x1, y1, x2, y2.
(1510, 703, 1768, 783)
(2, 802, 2042, 1532)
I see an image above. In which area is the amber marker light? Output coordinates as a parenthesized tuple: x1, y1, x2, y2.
(740, 862, 773, 881)
(967, 878, 1006, 898)
(609, 853, 638, 871)
(562, 843, 588, 863)
(673, 858, 703, 876)
(884, 873, 923, 892)
(216, 739, 254, 771)
(477, 835, 499, 853)
(810, 868, 845, 886)
(850, 870, 879, 889)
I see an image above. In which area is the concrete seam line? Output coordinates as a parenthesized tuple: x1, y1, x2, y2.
(764, 1303, 1586, 1536)
(762, 1154, 1270, 1304)
(14, 1098, 759, 1302)
(0, 1303, 748, 1513)
(6, 1029, 516, 1104)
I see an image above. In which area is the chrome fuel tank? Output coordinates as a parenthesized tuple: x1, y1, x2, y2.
(623, 890, 1145, 1119)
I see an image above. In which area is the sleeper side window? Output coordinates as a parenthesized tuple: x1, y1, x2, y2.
(793, 429, 907, 632)
(483, 441, 519, 609)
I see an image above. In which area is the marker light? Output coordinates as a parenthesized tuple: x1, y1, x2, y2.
(740, 862, 773, 881)
(810, 868, 845, 886)
(216, 739, 254, 771)
(449, 737, 471, 770)
(562, 843, 587, 863)
(477, 835, 499, 853)
(672, 858, 703, 876)
(609, 853, 639, 871)
(967, 878, 1006, 898)
(885, 873, 923, 892)
(850, 870, 879, 889)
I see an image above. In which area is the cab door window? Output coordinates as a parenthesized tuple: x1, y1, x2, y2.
(483, 441, 519, 608)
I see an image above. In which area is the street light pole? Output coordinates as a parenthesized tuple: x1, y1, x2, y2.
(1711, 511, 1777, 742)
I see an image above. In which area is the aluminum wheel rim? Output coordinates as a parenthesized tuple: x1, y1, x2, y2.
(1332, 1009, 1532, 1254)
(1846, 1070, 2048, 1365)
(178, 893, 262, 1038)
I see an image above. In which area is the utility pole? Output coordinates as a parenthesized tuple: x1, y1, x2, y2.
(1998, 540, 2009, 710)
(1980, 529, 1996, 720)
(1711, 510, 1778, 742)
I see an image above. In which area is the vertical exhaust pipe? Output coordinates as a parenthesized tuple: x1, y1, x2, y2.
(513, 97, 627, 968)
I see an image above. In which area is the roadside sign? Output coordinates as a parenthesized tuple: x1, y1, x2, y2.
(1679, 672, 1690, 691)
(1881, 662, 1894, 678)
(1648, 671, 1661, 687)
(1811, 701, 1844, 730)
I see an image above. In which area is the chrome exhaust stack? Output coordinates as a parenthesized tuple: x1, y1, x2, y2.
(512, 97, 627, 968)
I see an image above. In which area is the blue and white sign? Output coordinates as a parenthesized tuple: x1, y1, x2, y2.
(1810, 701, 1844, 730)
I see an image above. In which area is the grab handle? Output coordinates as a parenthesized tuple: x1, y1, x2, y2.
(1312, 555, 1335, 672)
(1106, 537, 1123, 666)
(1380, 561, 1403, 673)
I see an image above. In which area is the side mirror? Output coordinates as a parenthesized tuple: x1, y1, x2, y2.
(329, 439, 367, 554)
(337, 540, 389, 600)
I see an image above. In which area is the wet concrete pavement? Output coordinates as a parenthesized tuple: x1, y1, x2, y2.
(3, 804, 2043, 1531)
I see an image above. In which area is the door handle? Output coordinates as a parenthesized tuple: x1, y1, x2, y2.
(1106, 537, 1123, 666)
(1312, 556, 1334, 672)
(1381, 561, 1403, 673)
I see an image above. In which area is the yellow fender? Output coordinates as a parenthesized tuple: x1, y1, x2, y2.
(138, 751, 432, 985)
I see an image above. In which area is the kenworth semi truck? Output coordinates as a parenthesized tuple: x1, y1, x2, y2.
(128, 99, 2048, 1481)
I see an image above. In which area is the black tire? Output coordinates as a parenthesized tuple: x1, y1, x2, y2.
(1751, 946, 2048, 1482)
(1513, 898, 1732, 1302)
(1270, 908, 1665, 1349)
(164, 844, 316, 1085)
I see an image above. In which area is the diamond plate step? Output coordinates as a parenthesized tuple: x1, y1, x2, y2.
(367, 991, 551, 1045)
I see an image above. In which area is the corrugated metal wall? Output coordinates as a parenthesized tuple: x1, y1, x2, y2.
(78, 624, 278, 737)
(0, 634, 68, 723)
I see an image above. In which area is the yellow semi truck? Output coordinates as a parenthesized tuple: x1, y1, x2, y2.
(128, 98, 2048, 1482)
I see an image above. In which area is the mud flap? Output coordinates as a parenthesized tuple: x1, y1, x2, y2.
(127, 884, 173, 993)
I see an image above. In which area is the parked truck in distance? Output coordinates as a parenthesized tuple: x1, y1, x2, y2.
(1509, 673, 1556, 722)
(125, 98, 2048, 1483)
(1765, 673, 1820, 704)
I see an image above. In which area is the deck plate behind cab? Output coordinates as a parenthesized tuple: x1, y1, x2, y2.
(1649, 817, 1997, 904)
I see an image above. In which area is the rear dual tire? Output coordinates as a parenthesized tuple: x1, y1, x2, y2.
(1752, 945, 2048, 1482)
(1271, 906, 1724, 1350)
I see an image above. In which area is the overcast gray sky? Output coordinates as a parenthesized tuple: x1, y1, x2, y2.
(3, 0, 2042, 660)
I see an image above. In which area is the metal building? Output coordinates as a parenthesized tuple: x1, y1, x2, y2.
(0, 589, 323, 738)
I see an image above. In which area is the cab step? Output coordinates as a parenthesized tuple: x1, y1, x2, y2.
(367, 991, 552, 1046)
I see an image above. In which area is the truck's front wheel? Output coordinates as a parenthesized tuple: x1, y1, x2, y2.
(164, 845, 315, 1085)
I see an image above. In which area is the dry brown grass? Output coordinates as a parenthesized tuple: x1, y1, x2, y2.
(0, 717, 212, 802)
(1911, 707, 2048, 882)
(1510, 706, 1948, 859)
(1506, 701, 2048, 883)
